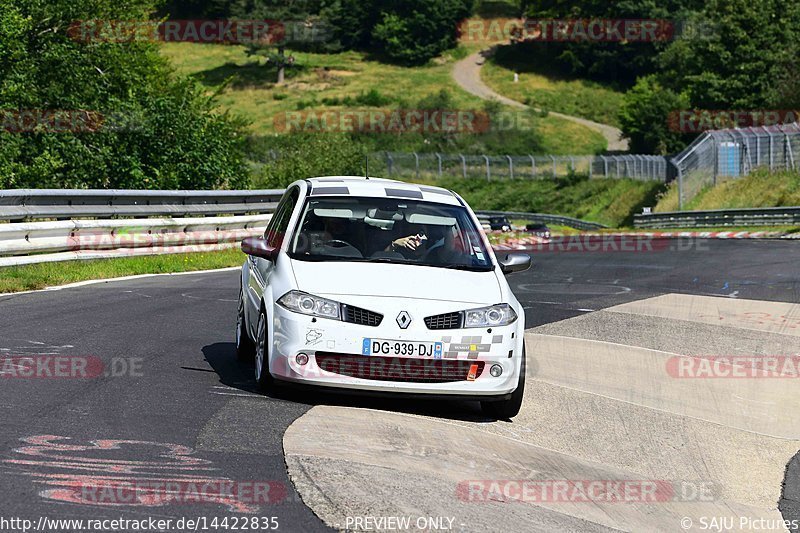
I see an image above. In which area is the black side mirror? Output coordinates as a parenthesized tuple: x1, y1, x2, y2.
(500, 253, 531, 274)
(241, 237, 278, 261)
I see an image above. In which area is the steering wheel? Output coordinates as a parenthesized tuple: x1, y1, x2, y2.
(323, 239, 352, 248)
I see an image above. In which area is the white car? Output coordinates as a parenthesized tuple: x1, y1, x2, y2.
(236, 177, 531, 418)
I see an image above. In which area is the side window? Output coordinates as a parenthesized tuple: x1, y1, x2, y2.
(265, 187, 299, 248)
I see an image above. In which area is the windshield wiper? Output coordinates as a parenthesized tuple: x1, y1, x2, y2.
(439, 264, 493, 272)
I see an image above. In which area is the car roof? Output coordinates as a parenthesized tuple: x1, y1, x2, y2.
(304, 176, 462, 206)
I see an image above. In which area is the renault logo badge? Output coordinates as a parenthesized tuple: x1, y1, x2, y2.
(396, 311, 412, 329)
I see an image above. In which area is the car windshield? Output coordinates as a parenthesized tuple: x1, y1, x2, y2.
(288, 196, 493, 271)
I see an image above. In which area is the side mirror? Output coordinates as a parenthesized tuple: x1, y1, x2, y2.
(241, 237, 278, 261)
(500, 253, 531, 274)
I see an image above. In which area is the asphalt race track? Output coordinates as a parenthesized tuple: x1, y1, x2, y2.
(1, 239, 799, 532)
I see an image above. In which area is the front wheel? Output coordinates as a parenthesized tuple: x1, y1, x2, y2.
(254, 309, 274, 393)
(481, 345, 526, 419)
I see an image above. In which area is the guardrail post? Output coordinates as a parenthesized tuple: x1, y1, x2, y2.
(413, 152, 420, 180)
(506, 155, 514, 179)
(601, 156, 608, 178)
(484, 155, 490, 181)
(678, 167, 684, 210)
(529, 155, 536, 178)
(588, 156, 593, 178)
(460, 154, 466, 179)
(436, 153, 442, 178)
(550, 156, 556, 177)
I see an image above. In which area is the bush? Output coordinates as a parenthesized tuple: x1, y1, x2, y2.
(618, 75, 691, 154)
(249, 134, 366, 188)
(326, 0, 474, 65)
(0, 0, 250, 189)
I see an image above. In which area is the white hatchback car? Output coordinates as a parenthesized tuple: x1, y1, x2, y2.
(236, 177, 530, 418)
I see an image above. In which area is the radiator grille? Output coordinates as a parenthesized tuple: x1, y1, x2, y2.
(342, 305, 383, 327)
(424, 311, 463, 330)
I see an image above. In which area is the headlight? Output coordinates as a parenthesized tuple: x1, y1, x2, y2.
(277, 290, 342, 320)
(463, 304, 517, 328)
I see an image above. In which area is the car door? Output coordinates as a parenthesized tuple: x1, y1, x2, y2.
(245, 186, 299, 329)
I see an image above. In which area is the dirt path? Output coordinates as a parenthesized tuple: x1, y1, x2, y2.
(452, 48, 630, 152)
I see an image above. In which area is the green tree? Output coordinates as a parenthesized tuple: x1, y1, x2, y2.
(325, 0, 474, 65)
(658, 0, 800, 109)
(518, 0, 704, 85)
(619, 0, 800, 152)
(0, 0, 249, 189)
(619, 75, 690, 154)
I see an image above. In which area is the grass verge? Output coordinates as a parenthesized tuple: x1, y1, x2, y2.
(0, 248, 245, 294)
(410, 175, 665, 227)
(655, 169, 800, 212)
(481, 45, 625, 128)
(160, 42, 605, 155)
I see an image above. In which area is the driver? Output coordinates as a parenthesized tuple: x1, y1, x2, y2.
(298, 216, 352, 255)
(321, 217, 349, 242)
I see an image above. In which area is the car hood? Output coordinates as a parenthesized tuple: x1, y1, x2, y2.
(289, 259, 502, 304)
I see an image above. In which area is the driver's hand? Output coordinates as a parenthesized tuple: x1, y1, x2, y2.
(392, 234, 424, 251)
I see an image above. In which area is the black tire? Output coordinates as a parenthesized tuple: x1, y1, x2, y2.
(254, 308, 274, 393)
(482, 345, 526, 420)
(236, 289, 255, 362)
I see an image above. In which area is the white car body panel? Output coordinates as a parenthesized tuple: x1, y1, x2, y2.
(290, 260, 503, 304)
(240, 177, 527, 399)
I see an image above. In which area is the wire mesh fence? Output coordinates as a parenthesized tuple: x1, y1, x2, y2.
(672, 123, 800, 209)
(366, 152, 668, 182)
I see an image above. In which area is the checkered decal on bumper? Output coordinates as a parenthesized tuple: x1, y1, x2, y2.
(440, 334, 505, 359)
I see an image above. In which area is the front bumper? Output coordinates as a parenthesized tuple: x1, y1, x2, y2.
(269, 302, 524, 397)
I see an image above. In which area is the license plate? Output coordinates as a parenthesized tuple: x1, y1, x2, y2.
(362, 339, 443, 358)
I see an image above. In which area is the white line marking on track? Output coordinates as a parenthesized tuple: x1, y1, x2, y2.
(181, 293, 237, 303)
(732, 395, 776, 405)
(210, 391, 262, 398)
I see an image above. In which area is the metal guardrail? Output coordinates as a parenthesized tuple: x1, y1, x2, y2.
(0, 189, 281, 267)
(476, 211, 606, 231)
(634, 207, 800, 229)
(0, 188, 609, 266)
(0, 189, 284, 221)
